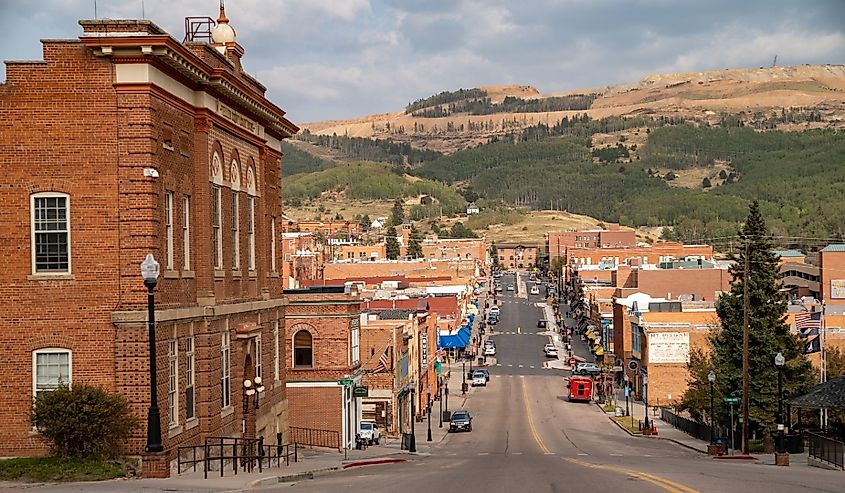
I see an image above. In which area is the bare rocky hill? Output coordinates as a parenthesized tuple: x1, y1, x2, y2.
(300, 64, 845, 154)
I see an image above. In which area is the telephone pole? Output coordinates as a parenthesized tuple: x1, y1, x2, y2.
(742, 239, 751, 455)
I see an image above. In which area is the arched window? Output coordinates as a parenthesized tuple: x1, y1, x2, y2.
(210, 151, 224, 185)
(293, 330, 313, 368)
(246, 166, 257, 196)
(230, 160, 241, 191)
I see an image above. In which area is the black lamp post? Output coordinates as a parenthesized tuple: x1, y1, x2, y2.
(409, 387, 417, 452)
(445, 382, 449, 415)
(775, 352, 786, 455)
(643, 375, 649, 432)
(243, 376, 266, 436)
(462, 362, 467, 395)
(427, 388, 432, 442)
(141, 253, 163, 453)
(439, 382, 443, 428)
(708, 370, 716, 444)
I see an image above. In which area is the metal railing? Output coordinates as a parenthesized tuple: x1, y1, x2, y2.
(661, 408, 712, 442)
(177, 435, 299, 478)
(289, 426, 342, 451)
(808, 432, 844, 470)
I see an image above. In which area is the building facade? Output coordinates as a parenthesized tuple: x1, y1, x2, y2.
(0, 12, 297, 471)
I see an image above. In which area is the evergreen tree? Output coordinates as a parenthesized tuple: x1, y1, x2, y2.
(385, 226, 401, 260)
(389, 199, 404, 227)
(711, 201, 813, 447)
(407, 225, 423, 259)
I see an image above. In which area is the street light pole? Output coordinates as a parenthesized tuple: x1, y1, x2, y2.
(409, 388, 417, 452)
(141, 254, 163, 453)
(427, 389, 432, 442)
(643, 375, 649, 433)
(775, 352, 786, 457)
(708, 370, 716, 445)
(439, 383, 443, 428)
(462, 362, 467, 395)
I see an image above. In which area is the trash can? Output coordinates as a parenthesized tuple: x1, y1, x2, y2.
(442, 410, 452, 422)
(784, 434, 804, 453)
(401, 433, 413, 450)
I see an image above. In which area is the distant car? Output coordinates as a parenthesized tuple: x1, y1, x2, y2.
(449, 411, 473, 432)
(530, 286, 540, 295)
(484, 346, 496, 356)
(484, 340, 496, 349)
(359, 421, 381, 445)
(537, 320, 548, 329)
(487, 316, 498, 325)
(574, 362, 602, 376)
(489, 306, 500, 315)
(543, 343, 556, 353)
(471, 370, 487, 387)
(507, 285, 514, 291)
(476, 368, 490, 381)
(495, 285, 503, 292)
(545, 347, 559, 358)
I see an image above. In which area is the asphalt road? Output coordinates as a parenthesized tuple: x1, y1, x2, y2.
(264, 272, 845, 493)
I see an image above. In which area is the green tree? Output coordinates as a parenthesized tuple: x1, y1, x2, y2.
(711, 201, 814, 449)
(678, 347, 720, 423)
(490, 243, 501, 270)
(449, 222, 476, 239)
(407, 225, 423, 259)
(359, 214, 371, 231)
(385, 226, 401, 259)
(389, 198, 405, 227)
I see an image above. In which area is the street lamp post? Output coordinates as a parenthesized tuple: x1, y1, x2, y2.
(775, 352, 787, 464)
(243, 376, 266, 436)
(140, 254, 163, 453)
(462, 362, 467, 395)
(409, 388, 417, 453)
(708, 371, 716, 445)
(427, 388, 432, 442)
(643, 375, 649, 433)
(439, 382, 443, 428)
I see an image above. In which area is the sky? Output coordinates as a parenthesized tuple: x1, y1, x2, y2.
(1, 0, 843, 123)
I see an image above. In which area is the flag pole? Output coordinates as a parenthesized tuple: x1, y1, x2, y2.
(821, 301, 827, 429)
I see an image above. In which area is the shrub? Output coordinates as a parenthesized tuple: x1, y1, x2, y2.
(32, 384, 140, 459)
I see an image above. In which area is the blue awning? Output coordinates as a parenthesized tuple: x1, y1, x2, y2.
(437, 326, 471, 349)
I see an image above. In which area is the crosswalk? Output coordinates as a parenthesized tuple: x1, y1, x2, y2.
(492, 367, 559, 372)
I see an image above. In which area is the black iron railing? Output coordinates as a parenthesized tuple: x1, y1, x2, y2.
(661, 408, 712, 442)
(808, 432, 844, 470)
(289, 426, 341, 451)
(177, 435, 299, 478)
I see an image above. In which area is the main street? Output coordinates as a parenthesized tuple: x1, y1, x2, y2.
(260, 272, 844, 493)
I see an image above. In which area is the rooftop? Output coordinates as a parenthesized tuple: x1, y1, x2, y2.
(821, 244, 845, 252)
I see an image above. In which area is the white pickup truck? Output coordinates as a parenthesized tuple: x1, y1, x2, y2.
(359, 421, 381, 445)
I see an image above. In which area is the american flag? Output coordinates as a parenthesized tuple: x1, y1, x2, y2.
(374, 346, 390, 373)
(795, 311, 821, 337)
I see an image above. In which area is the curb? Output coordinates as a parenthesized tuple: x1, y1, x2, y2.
(604, 413, 707, 454)
(714, 455, 757, 461)
(247, 466, 340, 488)
(342, 457, 407, 469)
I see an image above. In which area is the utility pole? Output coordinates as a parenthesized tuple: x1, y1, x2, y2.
(742, 239, 751, 455)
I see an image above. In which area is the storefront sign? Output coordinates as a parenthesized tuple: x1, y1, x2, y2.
(647, 332, 690, 364)
(421, 332, 428, 370)
(831, 279, 845, 299)
(353, 386, 369, 398)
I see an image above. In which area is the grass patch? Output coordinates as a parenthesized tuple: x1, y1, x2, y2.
(0, 456, 135, 483)
(611, 416, 643, 434)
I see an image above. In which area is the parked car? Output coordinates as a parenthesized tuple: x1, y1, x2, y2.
(484, 345, 496, 356)
(537, 320, 548, 329)
(476, 368, 490, 381)
(471, 370, 487, 386)
(545, 347, 559, 358)
(487, 316, 498, 325)
(449, 411, 473, 432)
(489, 306, 500, 315)
(359, 421, 381, 445)
(507, 285, 514, 291)
(543, 343, 556, 353)
(574, 362, 602, 376)
(530, 286, 540, 295)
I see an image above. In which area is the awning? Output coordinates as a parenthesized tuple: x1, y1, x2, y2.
(438, 326, 471, 349)
(789, 376, 845, 409)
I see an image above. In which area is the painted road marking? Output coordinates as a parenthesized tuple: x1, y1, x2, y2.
(563, 457, 700, 493)
(530, 365, 535, 369)
(496, 363, 502, 366)
(511, 452, 523, 455)
(544, 452, 555, 455)
(478, 452, 489, 456)
(518, 364, 524, 368)
(508, 364, 513, 367)
(577, 453, 589, 456)
(610, 453, 623, 456)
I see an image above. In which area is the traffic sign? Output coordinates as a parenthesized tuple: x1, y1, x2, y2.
(723, 397, 740, 404)
(338, 379, 353, 386)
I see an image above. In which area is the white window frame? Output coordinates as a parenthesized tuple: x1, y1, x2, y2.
(164, 191, 174, 270)
(221, 331, 231, 408)
(32, 348, 72, 399)
(247, 197, 256, 271)
(168, 340, 179, 427)
(270, 217, 277, 273)
(185, 336, 195, 420)
(232, 192, 240, 270)
(182, 195, 191, 270)
(30, 193, 71, 275)
(273, 321, 280, 381)
(212, 185, 223, 269)
(254, 335, 262, 380)
(351, 322, 360, 365)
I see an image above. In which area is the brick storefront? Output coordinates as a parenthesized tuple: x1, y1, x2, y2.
(0, 12, 297, 465)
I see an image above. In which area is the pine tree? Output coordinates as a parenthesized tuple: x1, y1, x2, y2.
(385, 226, 400, 260)
(407, 225, 423, 259)
(389, 199, 404, 227)
(711, 201, 813, 447)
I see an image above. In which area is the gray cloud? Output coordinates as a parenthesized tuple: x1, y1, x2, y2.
(1, 0, 842, 122)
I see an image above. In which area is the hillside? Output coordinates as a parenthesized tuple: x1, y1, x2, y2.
(300, 65, 845, 154)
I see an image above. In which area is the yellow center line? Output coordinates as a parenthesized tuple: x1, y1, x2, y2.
(520, 378, 700, 493)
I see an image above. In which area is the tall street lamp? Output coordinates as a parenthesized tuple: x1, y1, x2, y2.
(438, 381, 443, 428)
(140, 253, 163, 453)
(427, 387, 433, 442)
(775, 352, 787, 461)
(462, 362, 467, 395)
(409, 388, 417, 453)
(243, 376, 266, 436)
(708, 370, 716, 445)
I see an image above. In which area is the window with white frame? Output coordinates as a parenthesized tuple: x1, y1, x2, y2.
(247, 197, 255, 271)
(168, 340, 178, 426)
(164, 192, 174, 269)
(31, 193, 71, 274)
(221, 331, 231, 408)
(231, 192, 240, 270)
(33, 349, 71, 399)
(182, 196, 191, 270)
(273, 321, 280, 381)
(270, 217, 277, 272)
(211, 186, 222, 269)
(350, 319, 360, 365)
(185, 336, 195, 420)
(254, 335, 262, 380)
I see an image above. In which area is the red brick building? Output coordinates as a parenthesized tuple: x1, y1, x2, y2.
(547, 224, 637, 261)
(0, 11, 297, 470)
(284, 286, 363, 451)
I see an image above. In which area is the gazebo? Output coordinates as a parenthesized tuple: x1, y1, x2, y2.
(789, 376, 845, 470)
